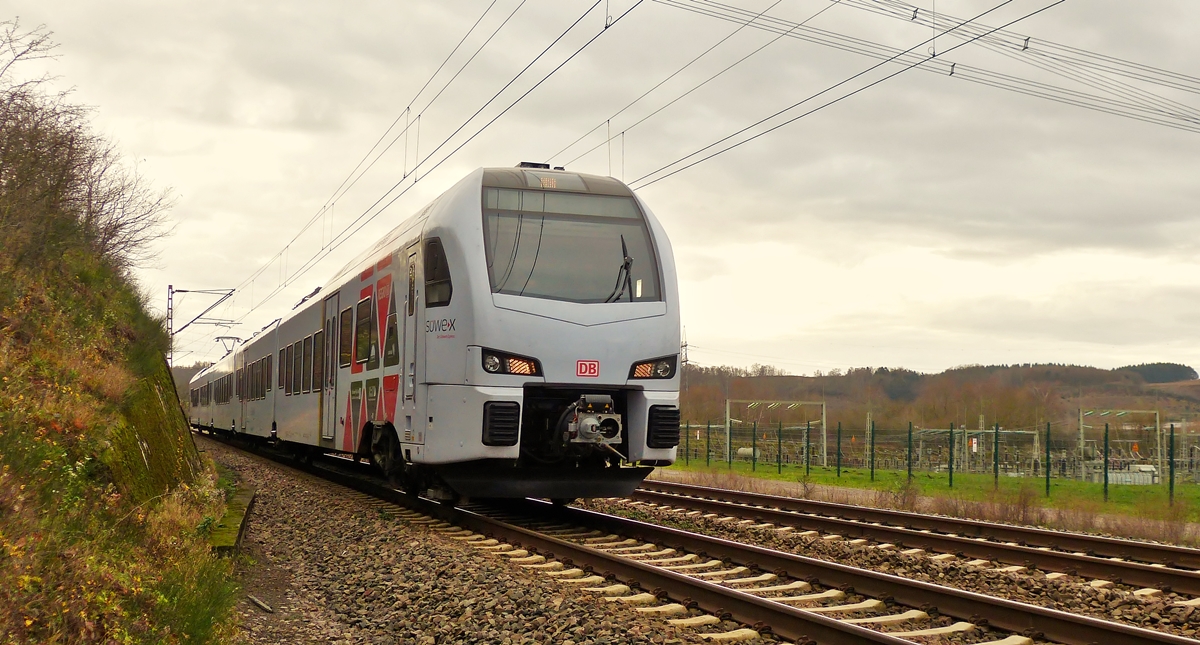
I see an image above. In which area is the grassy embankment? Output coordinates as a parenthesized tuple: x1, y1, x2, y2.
(0, 23, 238, 643)
(664, 459, 1197, 543)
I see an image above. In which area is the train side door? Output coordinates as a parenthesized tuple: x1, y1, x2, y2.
(322, 293, 339, 440)
(401, 243, 421, 443)
(236, 350, 246, 431)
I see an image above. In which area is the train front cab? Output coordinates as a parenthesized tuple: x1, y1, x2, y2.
(409, 167, 682, 499)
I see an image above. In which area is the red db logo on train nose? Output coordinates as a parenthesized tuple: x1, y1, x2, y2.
(576, 360, 600, 378)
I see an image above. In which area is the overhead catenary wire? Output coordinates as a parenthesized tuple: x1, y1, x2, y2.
(555, 0, 842, 168)
(546, 0, 788, 165)
(630, 0, 1069, 190)
(205, 0, 506, 322)
(838, 0, 1200, 124)
(651, 0, 1200, 134)
(859, 0, 1200, 94)
(177, 1, 639, 360)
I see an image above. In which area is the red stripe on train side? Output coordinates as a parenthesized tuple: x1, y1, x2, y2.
(382, 374, 399, 425)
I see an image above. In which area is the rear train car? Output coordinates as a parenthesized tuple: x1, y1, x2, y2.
(189, 165, 681, 499)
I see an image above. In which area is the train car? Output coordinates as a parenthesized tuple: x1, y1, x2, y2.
(189, 163, 681, 500)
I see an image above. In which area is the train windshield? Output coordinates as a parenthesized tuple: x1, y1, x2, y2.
(483, 188, 661, 304)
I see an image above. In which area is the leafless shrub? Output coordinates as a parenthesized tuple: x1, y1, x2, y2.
(0, 20, 172, 274)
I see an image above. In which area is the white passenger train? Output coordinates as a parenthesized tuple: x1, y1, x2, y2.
(189, 164, 680, 499)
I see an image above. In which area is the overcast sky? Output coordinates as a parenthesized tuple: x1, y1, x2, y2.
(11, 0, 1200, 374)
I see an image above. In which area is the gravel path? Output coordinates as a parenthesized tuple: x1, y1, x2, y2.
(578, 497, 1200, 640)
(197, 436, 721, 645)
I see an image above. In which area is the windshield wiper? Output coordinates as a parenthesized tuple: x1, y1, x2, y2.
(604, 235, 634, 303)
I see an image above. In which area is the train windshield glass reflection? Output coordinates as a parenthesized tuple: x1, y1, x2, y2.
(483, 188, 660, 304)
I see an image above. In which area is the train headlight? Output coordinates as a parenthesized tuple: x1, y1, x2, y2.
(481, 349, 542, 376)
(629, 355, 677, 379)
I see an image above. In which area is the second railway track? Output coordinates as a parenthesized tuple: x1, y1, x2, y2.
(632, 480, 1200, 596)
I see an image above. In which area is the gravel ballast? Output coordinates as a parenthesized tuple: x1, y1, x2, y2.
(198, 436, 724, 644)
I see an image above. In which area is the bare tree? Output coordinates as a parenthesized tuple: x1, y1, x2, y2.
(0, 19, 173, 274)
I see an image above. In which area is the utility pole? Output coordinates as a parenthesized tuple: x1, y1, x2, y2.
(168, 286, 235, 367)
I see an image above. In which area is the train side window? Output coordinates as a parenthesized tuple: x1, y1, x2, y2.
(424, 238, 452, 307)
(266, 355, 273, 392)
(339, 307, 353, 367)
(255, 359, 263, 399)
(236, 367, 243, 400)
(292, 340, 303, 394)
(355, 297, 372, 363)
(302, 335, 313, 392)
(407, 260, 416, 316)
(285, 344, 294, 395)
(383, 313, 399, 368)
(278, 350, 286, 389)
(312, 330, 325, 390)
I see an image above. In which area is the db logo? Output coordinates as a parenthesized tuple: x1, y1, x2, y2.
(576, 360, 600, 378)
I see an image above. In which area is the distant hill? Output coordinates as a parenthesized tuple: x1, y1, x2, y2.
(681, 362, 1200, 429)
(1118, 362, 1198, 384)
(171, 361, 211, 402)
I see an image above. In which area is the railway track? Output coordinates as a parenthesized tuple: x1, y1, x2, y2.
(633, 480, 1200, 596)
(206, 433, 1196, 644)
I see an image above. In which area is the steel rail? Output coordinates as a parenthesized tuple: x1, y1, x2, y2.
(631, 486, 1200, 595)
(537, 502, 1197, 645)
(643, 480, 1200, 569)
(300, 459, 917, 643)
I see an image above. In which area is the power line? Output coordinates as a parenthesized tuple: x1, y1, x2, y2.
(858, 0, 1200, 94)
(555, 0, 842, 168)
(213, 1, 507, 313)
(839, 0, 1200, 124)
(546, 0, 787, 165)
(177, 1, 639, 360)
(652, 0, 1200, 135)
(631, 0, 1068, 189)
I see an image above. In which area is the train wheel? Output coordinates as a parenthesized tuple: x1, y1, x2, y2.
(370, 424, 400, 477)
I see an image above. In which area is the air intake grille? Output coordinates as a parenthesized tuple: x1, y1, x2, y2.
(482, 401, 520, 446)
(646, 405, 681, 449)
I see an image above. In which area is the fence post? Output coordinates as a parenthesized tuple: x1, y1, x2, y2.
(948, 422, 954, 489)
(1170, 423, 1176, 505)
(993, 422, 1000, 490)
(1045, 422, 1051, 498)
(805, 420, 811, 477)
(907, 421, 913, 481)
(777, 420, 782, 474)
(706, 420, 711, 468)
(728, 420, 733, 470)
(751, 421, 757, 471)
(837, 422, 842, 477)
(1103, 422, 1109, 502)
(869, 420, 876, 482)
(685, 421, 690, 466)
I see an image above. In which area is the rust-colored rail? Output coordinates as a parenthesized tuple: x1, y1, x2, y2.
(634, 481, 1200, 595)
